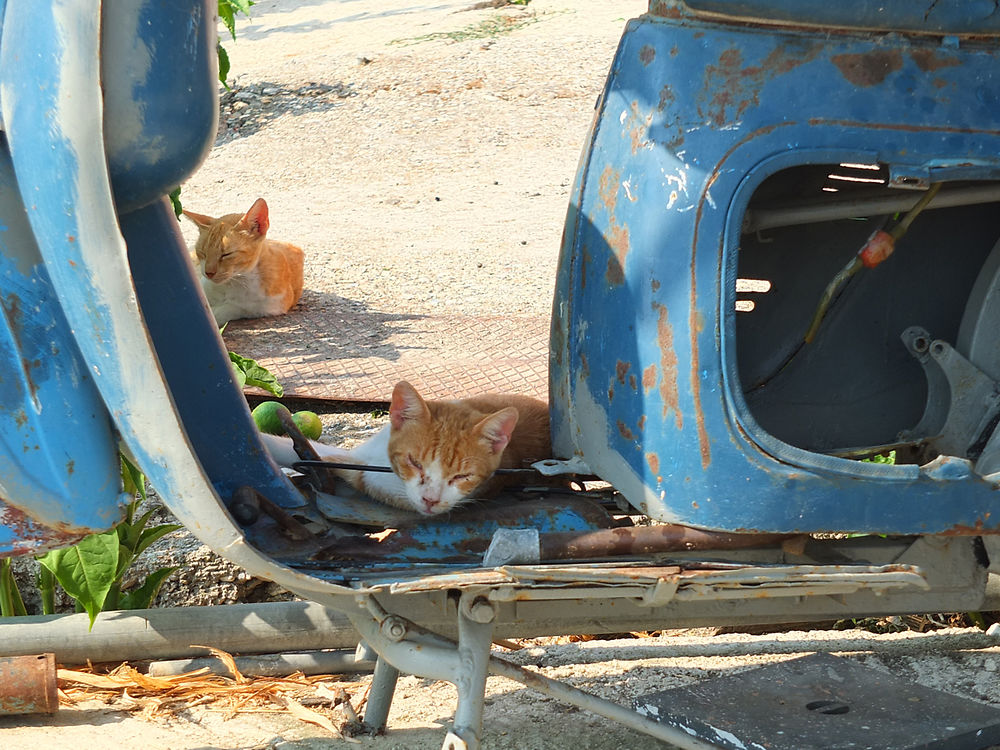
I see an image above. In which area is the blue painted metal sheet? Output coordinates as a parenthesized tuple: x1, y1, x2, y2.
(0, 0, 359, 602)
(550, 5, 1000, 534)
(666, 0, 1000, 36)
(0, 140, 125, 556)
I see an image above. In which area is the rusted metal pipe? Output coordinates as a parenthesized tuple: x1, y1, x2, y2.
(0, 653, 58, 715)
(536, 525, 790, 560)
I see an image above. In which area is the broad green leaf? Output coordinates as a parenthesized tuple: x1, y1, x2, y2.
(229, 351, 283, 397)
(38, 532, 120, 629)
(134, 524, 183, 559)
(119, 567, 179, 610)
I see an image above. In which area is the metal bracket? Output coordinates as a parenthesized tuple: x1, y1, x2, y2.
(900, 326, 1000, 464)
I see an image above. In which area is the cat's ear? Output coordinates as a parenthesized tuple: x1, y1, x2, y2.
(182, 209, 215, 231)
(476, 407, 519, 455)
(389, 381, 429, 429)
(239, 198, 270, 238)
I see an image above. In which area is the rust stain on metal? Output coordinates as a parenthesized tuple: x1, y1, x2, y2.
(605, 258, 623, 286)
(699, 43, 821, 126)
(646, 452, 659, 475)
(658, 84, 675, 112)
(629, 107, 652, 154)
(652, 302, 682, 430)
(580, 244, 590, 289)
(598, 165, 620, 214)
(628, 373, 637, 391)
(598, 165, 630, 286)
(642, 364, 657, 394)
(607, 384, 614, 403)
(639, 45, 656, 66)
(537, 526, 788, 560)
(648, 0, 682, 18)
(942, 517, 995, 535)
(617, 420, 635, 441)
(0, 504, 83, 557)
(637, 415, 646, 432)
(615, 360, 631, 385)
(0, 654, 58, 715)
(689, 301, 710, 469)
(651, 278, 661, 292)
(605, 223, 630, 287)
(831, 50, 903, 87)
(809, 117, 1000, 137)
(1, 293, 41, 404)
(909, 49, 960, 72)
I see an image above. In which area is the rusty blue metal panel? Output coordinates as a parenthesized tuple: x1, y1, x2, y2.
(0, 142, 125, 556)
(0, 0, 219, 557)
(550, 2, 1000, 534)
(667, 0, 1000, 36)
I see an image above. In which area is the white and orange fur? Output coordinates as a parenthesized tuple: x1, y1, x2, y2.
(261, 381, 551, 515)
(184, 198, 304, 325)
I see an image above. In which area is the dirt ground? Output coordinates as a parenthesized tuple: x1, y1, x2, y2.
(6, 2, 1000, 749)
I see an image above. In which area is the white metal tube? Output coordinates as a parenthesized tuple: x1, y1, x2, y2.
(0, 602, 358, 664)
(743, 184, 1000, 234)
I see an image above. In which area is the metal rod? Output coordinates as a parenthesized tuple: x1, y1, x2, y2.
(537, 526, 789, 560)
(364, 656, 401, 733)
(743, 183, 1000, 234)
(147, 648, 374, 678)
(485, 656, 720, 750)
(0, 602, 359, 664)
(350, 601, 720, 750)
(451, 605, 496, 749)
(292, 460, 539, 476)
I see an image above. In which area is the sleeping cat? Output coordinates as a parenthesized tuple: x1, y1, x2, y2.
(183, 198, 304, 325)
(260, 381, 551, 515)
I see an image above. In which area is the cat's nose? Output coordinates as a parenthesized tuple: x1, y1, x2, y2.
(204, 269, 216, 279)
(422, 497, 440, 512)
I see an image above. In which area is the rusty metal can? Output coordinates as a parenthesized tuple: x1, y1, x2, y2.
(0, 653, 58, 715)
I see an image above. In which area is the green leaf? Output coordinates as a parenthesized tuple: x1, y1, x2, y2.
(217, 41, 231, 87)
(134, 524, 183, 559)
(120, 454, 146, 503)
(229, 351, 283, 397)
(37, 566, 55, 616)
(218, 2, 237, 40)
(169, 187, 183, 218)
(0, 559, 27, 617)
(38, 532, 121, 630)
(119, 567, 179, 610)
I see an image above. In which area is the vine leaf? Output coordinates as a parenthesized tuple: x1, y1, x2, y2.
(37, 531, 120, 629)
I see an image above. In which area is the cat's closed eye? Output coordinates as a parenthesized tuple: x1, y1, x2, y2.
(407, 454, 423, 471)
(450, 474, 471, 484)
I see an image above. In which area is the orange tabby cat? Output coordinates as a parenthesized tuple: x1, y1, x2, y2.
(261, 381, 551, 515)
(183, 198, 304, 325)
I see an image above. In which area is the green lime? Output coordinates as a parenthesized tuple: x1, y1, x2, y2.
(292, 410, 322, 440)
(251, 400, 288, 435)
